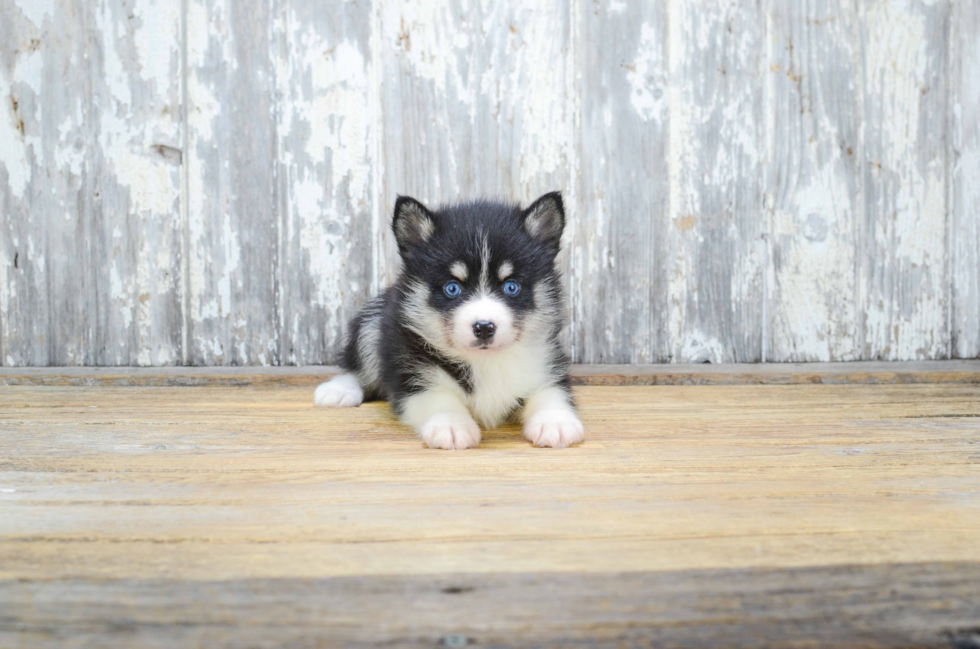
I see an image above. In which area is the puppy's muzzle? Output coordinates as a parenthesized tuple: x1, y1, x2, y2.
(473, 320, 496, 341)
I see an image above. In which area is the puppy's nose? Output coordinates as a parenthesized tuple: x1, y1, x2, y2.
(473, 320, 496, 340)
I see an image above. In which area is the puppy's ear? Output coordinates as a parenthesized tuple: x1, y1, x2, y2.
(392, 196, 435, 254)
(522, 191, 565, 252)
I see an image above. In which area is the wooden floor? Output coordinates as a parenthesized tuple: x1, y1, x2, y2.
(2, 376, 980, 647)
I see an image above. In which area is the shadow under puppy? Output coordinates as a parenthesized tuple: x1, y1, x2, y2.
(314, 192, 584, 450)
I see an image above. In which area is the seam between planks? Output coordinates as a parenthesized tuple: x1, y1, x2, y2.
(273, 0, 285, 366)
(369, 0, 385, 296)
(945, 2, 954, 360)
(566, 0, 579, 363)
(179, 0, 191, 367)
(1, 361, 978, 387)
(761, 0, 772, 364)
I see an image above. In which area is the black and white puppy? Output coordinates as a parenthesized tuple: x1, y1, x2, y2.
(314, 192, 584, 450)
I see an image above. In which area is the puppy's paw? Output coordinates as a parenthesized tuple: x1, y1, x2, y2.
(314, 374, 364, 408)
(524, 409, 585, 448)
(419, 413, 482, 450)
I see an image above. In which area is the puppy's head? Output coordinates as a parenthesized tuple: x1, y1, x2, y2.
(393, 192, 565, 358)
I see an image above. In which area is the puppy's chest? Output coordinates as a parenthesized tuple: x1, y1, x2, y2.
(464, 343, 551, 428)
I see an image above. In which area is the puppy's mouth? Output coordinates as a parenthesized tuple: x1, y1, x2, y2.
(468, 339, 504, 351)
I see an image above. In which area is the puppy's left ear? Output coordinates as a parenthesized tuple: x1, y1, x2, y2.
(522, 191, 565, 253)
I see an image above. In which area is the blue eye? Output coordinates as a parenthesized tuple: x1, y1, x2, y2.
(444, 281, 462, 298)
(503, 280, 520, 296)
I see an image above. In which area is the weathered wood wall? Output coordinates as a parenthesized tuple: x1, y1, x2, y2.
(1, 0, 977, 366)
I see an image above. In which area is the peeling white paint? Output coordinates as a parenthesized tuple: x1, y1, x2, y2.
(218, 215, 241, 321)
(863, 0, 948, 359)
(383, 0, 462, 97)
(667, 0, 698, 361)
(295, 178, 348, 307)
(950, 1, 980, 359)
(1, 0, 973, 366)
(110, 264, 134, 331)
(627, 23, 665, 123)
(0, 75, 31, 199)
(98, 4, 133, 108)
(115, 149, 180, 216)
(12, 47, 44, 96)
(13, 0, 55, 28)
(511, 1, 568, 195)
(274, 8, 378, 363)
(132, 0, 180, 95)
(53, 116, 84, 176)
(667, 0, 767, 362)
(303, 40, 371, 201)
(681, 330, 725, 364)
(134, 238, 153, 366)
(772, 168, 859, 361)
(186, 75, 221, 144)
(186, 0, 234, 69)
(185, 0, 236, 354)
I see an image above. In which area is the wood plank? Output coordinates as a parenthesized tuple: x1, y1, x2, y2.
(184, 0, 278, 365)
(0, 0, 74, 366)
(91, 0, 184, 367)
(570, 0, 668, 363)
(1, 383, 978, 578)
(1, 382, 979, 645)
(950, 0, 980, 359)
(569, 360, 980, 385)
(379, 0, 571, 276)
(3, 563, 979, 648)
(273, 0, 379, 365)
(859, 0, 950, 360)
(0, 0, 183, 366)
(3, 0, 969, 368)
(1, 360, 979, 386)
(667, 0, 767, 363)
(767, 1, 862, 361)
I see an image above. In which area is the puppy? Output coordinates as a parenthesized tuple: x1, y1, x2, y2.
(314, 192, 584, 450)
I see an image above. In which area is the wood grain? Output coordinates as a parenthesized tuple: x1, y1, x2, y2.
(667, 0, 767, 363)
(2, 360, 979, 386)
(570, 0, 669, 363)
(379, 0, 572, 275)
(2, 383, 980, 645)
(273, 0, 379, 365)
(184, 0, 280, 366)
(2, 0, 978, 365)
(767, 0, 862, 362)
(950, 0, 980, 360)
(860, 0, 950, 360)
(1, 0, 183, 366)
(3, 564, 979, 648)
(0, 0, 83, 366)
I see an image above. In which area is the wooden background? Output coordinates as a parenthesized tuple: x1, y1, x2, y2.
(1, 0, 978, 367)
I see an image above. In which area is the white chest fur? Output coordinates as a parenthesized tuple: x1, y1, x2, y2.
(463, 338, 552, 428)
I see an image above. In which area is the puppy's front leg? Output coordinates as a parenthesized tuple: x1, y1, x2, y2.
(401, 390, 481, 450)
(522, 386, 585, 449)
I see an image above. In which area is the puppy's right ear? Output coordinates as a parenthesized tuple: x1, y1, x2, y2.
(392, 196, 435, 255)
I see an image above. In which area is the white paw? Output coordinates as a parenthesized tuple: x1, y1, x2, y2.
(314, 374, 364, 408)
(524, 409, 585, 448)
(419, 413, 482, 450)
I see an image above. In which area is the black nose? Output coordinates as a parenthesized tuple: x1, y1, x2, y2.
(473, 321, 496, 340)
